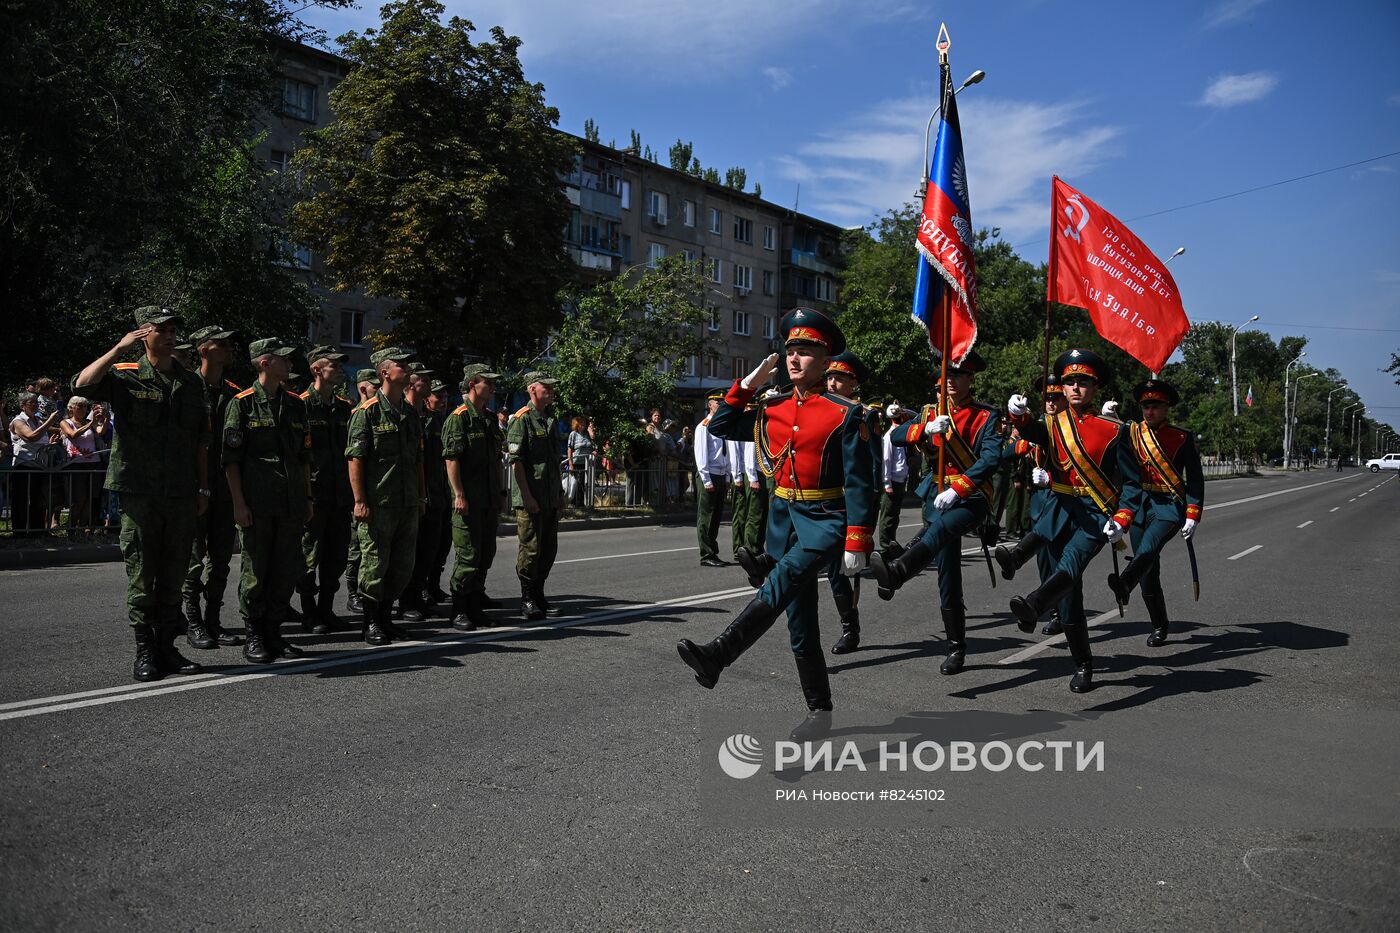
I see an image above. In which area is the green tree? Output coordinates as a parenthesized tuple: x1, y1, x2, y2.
(291, 0, 576, 370)
(702, 167, 720, 185)
(688, 157, 703, 177)
(753, 182, 762, 199)
(668, 139, 694, 172)
(724, 166, 747, 191)
(583, 118, 600, 143)
(1385, 350, 1400, 386)
(629, 129, 641, 153)
(548, 255, 710, 455)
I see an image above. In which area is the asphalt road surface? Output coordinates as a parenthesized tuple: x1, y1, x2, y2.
(2, 469, 1397, 930)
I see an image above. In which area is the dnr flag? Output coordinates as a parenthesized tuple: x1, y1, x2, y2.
(912, 52, 978, 366)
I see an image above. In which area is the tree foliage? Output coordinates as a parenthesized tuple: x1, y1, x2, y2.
(724, 166, 747, 191)
(291, 0, 576, 370)
(668, 139, 693, 172)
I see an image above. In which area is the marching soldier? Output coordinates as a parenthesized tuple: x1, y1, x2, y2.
(869, 351, 1001, 675)
(224, 339, 313, 662)
(508, 371, 563, 620)
(73, 306, 210, 682)
(345, 348, 425, 645)
(399, 363, 441, 621)
(298, 345, 354, 634)
(1107, 379, 1204, 646)
(1004, 349, 1142, 693)
(344, 367, 380, 615)
(677, 308, 876, 732)
(442, 364, 505, 630)
(182, 323, 244, 649)
(693, 391, 731, 567)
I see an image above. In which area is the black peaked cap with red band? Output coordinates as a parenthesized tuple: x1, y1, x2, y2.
(780, 307, 846, 356)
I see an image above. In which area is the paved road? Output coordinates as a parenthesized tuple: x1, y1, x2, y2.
(2, 469, 1397, 930)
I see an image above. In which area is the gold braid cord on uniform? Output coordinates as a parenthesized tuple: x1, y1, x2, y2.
(1131, 422, 1187, 502)
(938, 409, 995, 500)
(1051, 409, 1119, 518)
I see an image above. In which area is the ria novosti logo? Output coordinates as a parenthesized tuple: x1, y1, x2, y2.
(717, 734, 764, 779)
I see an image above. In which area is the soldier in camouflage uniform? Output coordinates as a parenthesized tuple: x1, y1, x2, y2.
(224, 339, 313, 662)
(422, 381, 456, 603)
(181, 323, 244, 649)
(74, 306, 210, 682)
(346, 348, 425, 644)
(297, 345, 354, 634)
(344, 368, 380, 614)
(507, 371, 563, 621)
(442, 364, 504, 630)
(399, 363, 441, 621)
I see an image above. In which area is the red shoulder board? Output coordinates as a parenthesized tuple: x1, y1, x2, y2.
(298, 391, 310, 400)
(452, 404, 470, 416)
(235, 387, 255, 399)
(114, 362, 141, 371)
(225, 379, 242, 391)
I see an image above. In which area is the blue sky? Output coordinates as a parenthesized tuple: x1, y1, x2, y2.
(304, 0, 1400, 431)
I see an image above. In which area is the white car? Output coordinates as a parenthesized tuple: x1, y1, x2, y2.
(1365, 452, 1400, 472)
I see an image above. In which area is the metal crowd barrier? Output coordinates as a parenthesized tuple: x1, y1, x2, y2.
(1, 462, 116, 537)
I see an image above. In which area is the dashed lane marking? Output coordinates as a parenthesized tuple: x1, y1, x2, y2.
(1330, 507, 1341, 513)
(998, 608, 1118, 664)
(1297, 521, 1314, 528)
(1228, 545, 1264, 561)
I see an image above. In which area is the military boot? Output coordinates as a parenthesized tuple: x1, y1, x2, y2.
(204, 601, 242, 646)
(299, 591, 318, 632)
(1107, 554, 1153, 608)
(994, 533, 1041, 582)
(1143, 592, 1170, 647)
(519, 579, 545, 621)
(394, 592, 426, 624)
(1041, 610, 1064, 637)
(1009, 570, 1074, 634)
(830, 591, 861, 655)
(481, 592, 502, 609)
(267, 619, 305, 659)
(184, 594, 217, 649)
(940, 606, 967, 675)
(312, 587, 340, 635)
(533, 582, 560, 617)
(451, 591, 485, 632)
(870, 537, 934, 601)
(132, 623, 163, 682)
(243, 619, 274, 664)
(735, 547, 775, 589)
(789, 651, 834, 742)
(346, 573, 363, 614)
(676, 596, 782, 689)
(363, 604, 390, 646)
(157, 622, 203, 675)
(1064, 623, 1094, 693)
(426, 582, 450, 606)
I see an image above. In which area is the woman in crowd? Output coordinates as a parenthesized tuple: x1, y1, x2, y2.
(8, 392, 59, 535)
(566, 415, 593, 506)
(59, 396, 106, 533)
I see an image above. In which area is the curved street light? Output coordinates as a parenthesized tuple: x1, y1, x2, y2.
(1282, 352, 1307, 468)
(920, 70, 986, 193)
(1324, 383, 1348, 466)
(1230, 314, 1260, 417)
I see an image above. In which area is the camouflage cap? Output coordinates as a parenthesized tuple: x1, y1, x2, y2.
(307, 344, 348, 364)
(461, 363, 501, 382)
(407, 361, 435, 377)
(174, 340, 194, 352)
(189, 324, 235, 344)
(369, 346, 414, 367)
(429, 380, 449, 394)
(248, 338, 297, 360)
(354, 368, 380, 386)
(522, 370, 558, 387)
(134, 305, 180, 326)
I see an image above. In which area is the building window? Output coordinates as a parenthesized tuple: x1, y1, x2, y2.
(732, 310, 751, 336)
(280, 77, 316, 121)
(269, 149, 292, 173)
(620, 235, 632, 263)
(733, 216, 753, 244)
(762, 315, 775, 339)
(733, 264, 753, 292)
(647, 242, 666, 268)
(339, 309, 366, 347)
(762, 225, 776, 250)
(707, 306, 721, 332)
(648, 190, 668, 224)
(681, 248, 697, 266)
(709, 207, 721, 235)
(815, 277, 834, 301)
(762, 269, 775, 295)
(731, 356, 750, 380)
(707, 257, 723, 284)
(682, 199, 695, 227)
(706, 354, 723, 378)
(687, 355, 700, 377)
(620, 180, 631, 210)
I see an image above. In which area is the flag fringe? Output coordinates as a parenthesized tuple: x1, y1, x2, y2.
(914, 239, 978, 362)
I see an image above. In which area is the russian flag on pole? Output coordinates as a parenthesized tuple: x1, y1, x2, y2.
(912, 52, 978, 366)
(1245, 385, 1254, 408)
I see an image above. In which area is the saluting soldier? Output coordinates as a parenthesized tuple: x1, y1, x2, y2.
(181, 323, 244, 649)
(508, 371, 563, 620)
(1005, 349, 1142, 693)
(677, 309, 876, 732)
(344, 367, 380, 615)
(345, 348, 425, 645)
(297, 345, 354, 634)
(1107, 379, 1204, 646)
(442, 364, 505, 630)
(693, 391, 731, 567)
(869, 351, 1002, 675)
(73, 306, 210, 682)
(224, 339, 313, 662)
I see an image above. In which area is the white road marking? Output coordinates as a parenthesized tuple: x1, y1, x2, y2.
(1228, 545, 1263, 561)
(1207, 474, 1361, 512)
(556, 546, 694, 564)
(0, 586, 757, 722)
(1297, 521, 1314, 528)
(998, 608, 1118, 664)
(1349, 498, 1357, 502)
(1330, 507, 1340, 512)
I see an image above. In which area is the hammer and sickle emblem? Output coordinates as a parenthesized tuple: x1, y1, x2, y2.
(1062, 194, 1090, 243)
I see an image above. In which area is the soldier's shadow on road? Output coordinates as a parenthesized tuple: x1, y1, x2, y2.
(313, 641, 537, 678)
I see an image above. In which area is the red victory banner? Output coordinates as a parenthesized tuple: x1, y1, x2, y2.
(1047, 176, 1189, 373)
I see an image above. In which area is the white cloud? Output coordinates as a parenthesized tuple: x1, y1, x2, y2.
(774, 94, 1121, 237)
(1203, 0, 1271, 28)
(1201, 71, 1279, 107)
(762, 67, 794, 92)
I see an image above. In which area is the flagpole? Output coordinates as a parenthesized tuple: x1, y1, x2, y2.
(935, 25, 952, 493)
(1041, 176, 1057, 395)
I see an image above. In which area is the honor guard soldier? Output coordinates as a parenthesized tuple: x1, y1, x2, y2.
(73, 306, 211, 682)
(693, 391, 731, 567)
(677, 309, 876, 730)
(994, 375, 1067, 635)
(344, 367, 380, 614)
(182, 323, 244, 649)
(224, 339, 313, 662)
(298, 345, 354, 634)
(443, 364, 505, 630)
(1004, 349, 1142, 692)
(1107, 379, 1204, 646)
(346, 348, 425, 645)
(869, 350, 1001, 675)
(508, 371, 563, 620)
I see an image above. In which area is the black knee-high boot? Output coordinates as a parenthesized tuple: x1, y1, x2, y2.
(676, 596, 782, 689)
(1107, 553, 1154, 607)
(1009, 570, 1073, 634)
(940, 606, 966, 675)
(870, 538, 935, 601)
(830, 589, 860, 654)
(1064, 623, 1093, 693)
(1143, 592, 1170, 647)
(994, 532, 1042, 582)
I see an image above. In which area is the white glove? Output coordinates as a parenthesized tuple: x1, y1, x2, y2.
(842, 551, 868, 576)
(741, 353, 779, 389)
(1031, 467, 1051, 487)
(1180, 518, 1197, 540)
(1008, 394, 1029, 416)
(1102, 519, 1125, 544)
(1101, 400, 1119, 417)
(933, 487, 960, 511)
(928, 414, 953, 435)
(885, 403, 900, 419)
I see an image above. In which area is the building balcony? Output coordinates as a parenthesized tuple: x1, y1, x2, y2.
(787, 249, 842, 277)
(580, 186, 622, 220)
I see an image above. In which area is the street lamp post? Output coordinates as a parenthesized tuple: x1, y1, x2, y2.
(1291, 372, 1320, 465)
(1230, 315, 1260, 417)
(1353, 406, 1365, 465)
(1324, 384, 1347, 467)
(1340, 403, 1361, 467)
(919, 70, 986, 196)
(1281, 353, 1306, 468)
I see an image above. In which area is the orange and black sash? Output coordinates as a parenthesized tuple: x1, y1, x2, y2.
(1131, 422, 1186, 501)
(938, 408, 995, 500)
(1051, 409, 1119, 516)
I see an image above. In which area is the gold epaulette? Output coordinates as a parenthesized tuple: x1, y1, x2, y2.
(358, 396, 381, 411)
(114, 362, 140, 371)
(225, 379, 241, 391)
(235, 387, 255, 399)
(298, 391, 310, 400)
(511, 404, 531, 421)
(452, 404, 470, 416)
